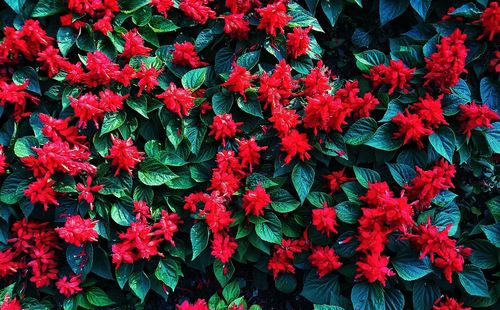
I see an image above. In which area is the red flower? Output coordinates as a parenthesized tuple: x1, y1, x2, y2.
(0, 80, 40, 121)
(39, 114, 87, 148)
(36, 46, 67, 77)
(433, 296, 471, 310)
(287, 27, 311, 59)
(242, 184, 272, 216)
(280, 130, 312, 164)
(177, 299, 209, 310)
(355, 253, 395, 286)
(360, 182, 393, 208)
(457, 102, 499, 137)
(209, 113, 243, 146)
(209, 170, 241, 197)
(392, 110, 433, 149)
(303, 94, 351, 135)
(151, 0, 174, 17)
(24, 176, 59, 211)
(221, 64, 256, 100)
(411, 94, 448, 128)
(70, 93, 104, 128)
(0, 145, 8, 174)
(324, 169, 352, 194)
(99, 89, 127, 112)
(365, 60, 415, 94)
(0, 249, 23, 277)
(333, 80, 379, 119)
(309, 246, 342, 278)
(269, 105, 300, 136)
(256, 1, 292, 37)
(405, 159, 455, 209)
(157, 83, 195, 118)
(301, 60, 332, 97)
(179, 0, 216, 24)
(119, 29, 151, 59)
(477, 2, 499, 42)
(237, 137, 268, 172)
(153, 210, 180, 246)
(55, 275, 83, 298)
(133, 200, 152, 220)
(223, 14, 251, 40)
(424, 29, 468, 93)
(82, 51, 122, 87)
(0, 294, 21, 310)
(203, 203, 235, 233)
(225, 0, 257, 14)
(106, 135, 145, 176)
(56, 215, 98, 247)
(135, 64, 163, 96)
(76, 176, 104, 210)
(172, 42, 207, 68)
(312, 205, 338, 237)
(267, 239, 305, 278)
(490, 50, 500, 73)
(215, 150, 245, 177)
(258, 60, 298, 108)
(211, 233, 238, 263)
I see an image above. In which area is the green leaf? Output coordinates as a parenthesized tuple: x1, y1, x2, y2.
(413, 280, 440, 310)
(155, 259, 180, 290)
(449, 3, 482, 18)
(148, 16, 179, 33)
(86, 287, 115, 307)
(13, 67, 41, 95)
(387, 163, 416, 186)
(467, 240, 498, 269)
(182, 67, 207, 91)
(428, 127, 455, 163)
(307, 192, 334, 208)
(458, 265, 489, 297)
(320, 0, 343, 27)
(236, 51, 260, 70)
(111, 202, 135, 226)
(100, 111, 126, 136)
(255, 212, 282, 244)
(119, 0, 150, 14)
(379, 0, 410, 25)
(392, 252, 432, 281)
(222, 281, 240, 303)
(409, 0, 431, 19)
(385, 289, 404, 310)
(485, 122, 500, 153)
(57, 27, 76, 57)
(275, 273, 297, 294)
(214, 259, 234, 287)
(215, 47, 234, 74)
(129, 272, 150, 303)
(353, 166, 381, 188)
(237, 94, 263, 118)
(288, 3, 323, 32)
(5, 0, 26, 14)
(480, 77, 499, 114)
(191, 222, 209, 260)
(344, 117, 377, 145)
(354, 50, 389, 72)
(366, 123, 403, 151)
(127, 96, 149, 118)
(32, 0, 65, 17)
(138, 158, 177, 186)
(116, 264, 133, 289)
(212, 93, 233, 115)
(301, 272, 339, 304)
(292, 163, 315, 203)
(481, 223, 500, 247)
(351, 282, 385, 310)
(66, 244, 93, 276)
(334, 201, 361, 224)
(486, 196, 500, 221)
(14, 136, 38, 157)
(0, 173, 27, 204)
(270, 189, 301, 213)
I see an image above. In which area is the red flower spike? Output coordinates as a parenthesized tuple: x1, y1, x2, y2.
(76, 176, 104, 210)
(157, 83, 196, 118)
(172, 42, 208, 68)
(477, 2, 499, 42)
(0, 80, 40, 121)
(208, 113, 243, 146)
(24, 176, 59, 211)
(211, 233, 238, 263)
(119, 29, 151, 60)
(300, 60, 332, 97)
(280, 129, 312, 164)
(457, 102, 499, 137)
(312, 205, 339, 237)
(365, 60, 415, 94)
(392, 110, 433, 149)
(179, 0, 216, 25)
(0, 145, 8, 174)
(309, 246, 342, 278)
(56, 275, 82, 298)
(355, 253, 395, 286)
(324, 169, 353, 194)
(176, 299, 209, 310)
(433, 296, 471, 310)
(151, 0, 174, 17)
(237, 137, 268, 172)
(286, 27, 312, 59)
(223, 14, 251, 40)
(269, 105, 300, 137)
(56, 215, 98, 247)
(411, 94, 448, 128)
(303, 94, 351, 134)
(0, 294, 21, 310)
(242, 184, 272, 216)
(133, 201, 152, 220)
(221, 64, 256, 100)
(106, 135, 145, 176)
(153, 210, 181, 246)
(256, 1, 292, 37)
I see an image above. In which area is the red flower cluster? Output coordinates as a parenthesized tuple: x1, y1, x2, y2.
(324, 169, 354, 194)
(151, 0, 174, 17)
(211, 233, 238, 263)
(62, 0, 119, 34)
(70, 90, 127, 128)
(157, 83, 196, 118)
(112, 202, 180, 268)
(259, 60, 298, 109)
(303, 94, 350, 135)
(0, 81, 40, 121)
(56, 275, 83, 298)
(268, 237, 308, 279)
(457, 102, 499, 137)
(56, 215, 98, 247)
(177, 299, 209, 310)
(280, 130, 312, 164)
(300, 61, 332, 97)
(312, 204, 339, 237)
(237, 137, 268, 172)
(223, 14, 251, 40)
(106, 135, 145, 176)
(477, 1, 499, 42)
(433, 296, 471, 310)
(172, 42, 208, 68)
(0, 294, 21, 310)
(256, 1, 291, 37)
(366, 60, 415, 94)
(76, 176, 104, 210)
(0, 145, 7, 174)
(287, 27, 311, 59)
(209, 113, 243, 146)
(39, 114, 87, 148)
(406, 218, 471, 283)
(221, 64, 257, 100)
(424, 29, 468, 93)
(334, 81, 380, 120)
(119, 29, 152, 60)
(309, 246, 342, 277)
(179, 0, 217, 24)
(392, 110, 433, 149)
(405, 159, 456, 209)
(242, 184, 272, 216)
(24, 176, 59, 211)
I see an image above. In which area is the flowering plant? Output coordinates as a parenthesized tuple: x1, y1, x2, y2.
(0, 0, 498, 309)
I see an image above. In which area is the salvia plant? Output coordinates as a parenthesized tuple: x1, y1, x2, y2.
(0, 0, 498, 309)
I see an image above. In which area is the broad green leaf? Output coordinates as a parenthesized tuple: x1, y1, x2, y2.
(66, 244, 93, 276)
(236, 51, 260, 70)
(14, 136, 38, 158)
(128, 272, 150, 303)
(101, 111, 126, 136)
(301, 272, 340, 304)
(392, 252, 432, 281)
(32, 0, 65, 17)
(458, 265, 489, 297)
(13, 67, 40, 95)
(354, 50, 389, 72)
(255, 212, 282, 244)
(344, 118, 377, 145)
(270, 189, 301, 213)
(353, 166, 381, 188)
(191, 222, 209, 260)
(182, 67, 207, 91)
(57, 27, 76, 57)
(410, 0, 431, 19)
(138, 158, 178, 186)
(292, 163, 315, 203)
(428, 127, 455, 163)
(149, 16, 179, 33)
(86, 287, 115, 307)
(387, 163, 416, 186)
(366, 123, 403, 151)
(351, 282, 385, 310)
(320, 0, 343, 27)
(379, 0, 410, 25)
(481, 223, 500, 247)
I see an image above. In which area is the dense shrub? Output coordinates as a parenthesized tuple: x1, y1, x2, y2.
(0, 0, 499, 309)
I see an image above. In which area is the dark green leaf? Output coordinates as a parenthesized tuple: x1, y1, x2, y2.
(379, 0, 410, 25)
(392, 252, 432, 281)
(351, 282, 385, 310)
(428, 127, 455, 163)
(138, 158, 178, 186)
(255, 212, 282, 244)
(128, 272, 150, 303)
(344, 118, 377, 145)
(458, 265, 489, 297)
(191, 222, 209, 260)
(353, 166, 381, 188)
(100, 111, 126, 136)
(86, 287, 115, 307)
(292, 163, 315, 203)
(32, 0, 65, 17)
